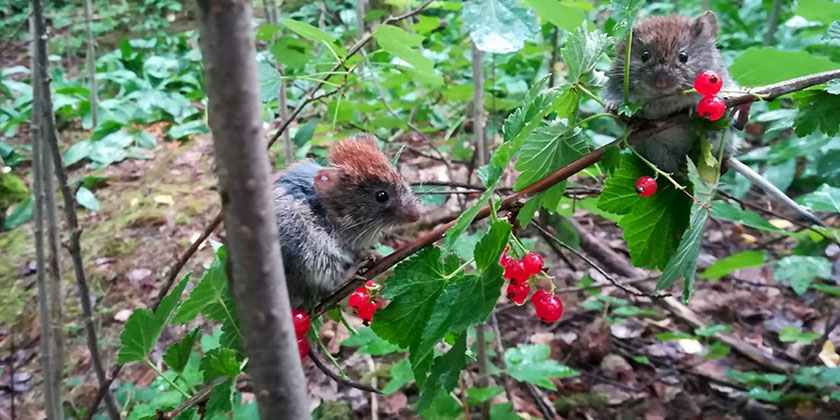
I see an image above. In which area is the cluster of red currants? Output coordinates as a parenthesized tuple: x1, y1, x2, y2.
(694, 70, 726, 121)
(500, 247, 563, 322)
(349, 281, 382, 324)
(292, 309, 311, 359)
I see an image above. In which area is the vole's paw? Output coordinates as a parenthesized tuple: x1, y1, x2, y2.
(605, 100, 620, 114)
(359, 249, 384, 266)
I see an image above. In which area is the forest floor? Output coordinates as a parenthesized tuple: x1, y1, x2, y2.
(2, 40, 840, 420)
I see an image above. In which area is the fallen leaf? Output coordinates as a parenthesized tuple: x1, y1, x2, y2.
(130, 198, 139, 207)
(740, 233, 757, 243)
(154, 194, 174, 206)
(677, 339, 703, 354)
(819, 341, 839, 367)
(769, 218, 793, 229)
(126, 268, 152, 282)
(114, 309, 133, 322)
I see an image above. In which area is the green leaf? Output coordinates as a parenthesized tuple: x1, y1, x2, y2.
(619, 184, 690, 270)
(730, 48, 840, 86)
(797, 184, 840, 212)
(205, 379, 235, 417)
(701, 251, 767, 280)
(461, 0, 538, 54)
(117, 275, 190, 364)
(381, 359, 414, 395)
(657, 161, 714, 301)
(0, 172, 27, 207)
(711, 202, 783, 232)
(467, 386, 505, 406)
(778, 326, 821, 344)
(163, 326, 202, 373)
(75, 186, 100, 211)
(610, 0, 645, 39)
(490, 402, 523, 420)
(597, 152, 647, 215)
(774, 255, 832, 295)
(695, 324, 732, 337)
(655, 332, 695, 341)
(372, 25, 442, 86)
(726, 370, 788, 386)
(280, 18, 337, 44)
(341, 327, 404, 355)
(704, 341, 731, 360)
(561, 24, 611, 82)
(504, 344, 579, 390)
(793, 89, 840, 137)
(514, 119, 589, 192)
(200, 348, 241, 383)
(829, 21, 840, 40)
(524, 0, 585, 32)
(173, 247, 235, 324)
(167, 120, 209, 140)
(3, 196, 33, 230)
(473, 221, 512, 271)
(417, 334, 467, 412)
(292, 119, 318, 147)
(796, 0, 840, 25)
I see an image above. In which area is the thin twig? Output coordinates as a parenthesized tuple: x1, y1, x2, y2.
(0, 11, 31, 58)
(531, 221, 670, 298)
(158, 377, 227, 420)
(308, 347, 382, 393)
(717, 190, 835, 244)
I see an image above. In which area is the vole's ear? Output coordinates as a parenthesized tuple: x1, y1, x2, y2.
(314, 167, 341, 196)
(691, 10, 719, 41)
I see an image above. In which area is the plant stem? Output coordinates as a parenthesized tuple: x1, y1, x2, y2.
(623, 28, 632, 104)
(146, 359, 191, 399)
(576, 83, 606, 107)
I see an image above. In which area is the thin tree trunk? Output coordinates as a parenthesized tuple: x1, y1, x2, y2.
(82, 0, 97, 126)
(278, 65, 293, 165)
(355, 0, 366, 36)
(194, 1, 309, 419)
(30, 0, 120, 418)
(471, 40, 490, 420)
(764, 0, 782, 46)
(43, 118, 64, 418)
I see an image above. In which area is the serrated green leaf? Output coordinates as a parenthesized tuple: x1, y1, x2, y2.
(561, 24, 610, 82)
(205, 379, 235, 417)
(75, 186, 100, 211)
(200, 348, 241, 383)
(774, 255, 832, 295)
(793, 89, 840, 137)
(610, 0, 645, 39)
(373, 25, 442, 86)
(711, 202, 783, 232)
(341, 327, 404, 355)
(778, 326, 821, 344)
(731, 48, 840, 86)
(524, 0, 586, 32)
(619, 184, 690, 270)
(514, 119, 589, 191)
(474, 221, 512, 271)
(462, 0, 538, 54)
(505, 344, 578, 390)
(163, 326, 202, 373)
(597, 152, 647, 215)
(701, 250, 767, 280)
(829, 21, 840, 40)
(417, 334, 467, 412)
(117, 275, 190, 364)
(173, 247, 235, 324)
(381, 359, 414, 395)
(797, 183, 840, 212)
(657, 161, 714, 301)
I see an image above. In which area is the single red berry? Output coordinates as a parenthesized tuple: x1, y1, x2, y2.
(697, 95, 726, 121)
(635, 176, 658, 197)
(356, 300, 377, 324)
(365, 280, 375, 288)
(694, 70, 723, 96)
(298, 337, 310, 359)
(348, 289, 369, 309)
(291, 309, 311, 339)
(500, 245, 512, 267)
(534, 294, 563, 323)
(522, 252, 544, 275)
(503, 259, 530, 284)
(531, 289, 550, 305)
(506, 282, 531, 305)
(374, 298, 383, 309)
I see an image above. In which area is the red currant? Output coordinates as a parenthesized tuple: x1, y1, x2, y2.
(522, 252, 544, 275)
(500, 245, 512, 267)
(291, 309, 311, 339)
(356, 300, 377, 324)
(694, 70, 723, 96)
(374, 298, 383, 309)
(635, 176, 657, 197)
(298, 337, 310, 359)
(506, 282, 531, 305)
(534, 294, 563, 323)
(348, 289, 369, 309)
(365, 280, 375, 288)
(503, 259, 530, 284)
(697, 95, 726, 121)
(531, 289, 550, 305)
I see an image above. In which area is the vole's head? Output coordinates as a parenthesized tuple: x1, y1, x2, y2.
(612, 11, 722, 98)
(313, 135, 420, 246)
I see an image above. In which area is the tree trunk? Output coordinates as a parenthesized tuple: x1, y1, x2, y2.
(764, 0, 783, 46)
(82, 0, 98, 126)
(194, 1, 310, 419)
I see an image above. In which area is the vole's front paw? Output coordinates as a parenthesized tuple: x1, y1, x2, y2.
(359, 249, 384, 266)
(605, 100, 620, 114)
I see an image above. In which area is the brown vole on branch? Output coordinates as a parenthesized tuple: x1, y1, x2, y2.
(604, 11, 823, 226)
(273, 134, 420, 310)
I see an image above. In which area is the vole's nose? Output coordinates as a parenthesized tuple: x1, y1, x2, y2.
(402, 201, 421, 223)
(654, 74, 672, 91)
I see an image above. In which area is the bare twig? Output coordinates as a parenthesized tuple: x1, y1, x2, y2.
(0, 11, 30, 58)
(308, 347, 381, 393)
(158, 377, 227, 420)
(717, 190, 835, 244)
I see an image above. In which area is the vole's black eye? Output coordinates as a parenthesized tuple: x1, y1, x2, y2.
(641, 51, 650, 63)
(679, 51, 688, 63)
(375, 190, 389, 203)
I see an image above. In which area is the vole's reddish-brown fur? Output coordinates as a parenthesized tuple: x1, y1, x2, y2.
(330, 135, 402, 184)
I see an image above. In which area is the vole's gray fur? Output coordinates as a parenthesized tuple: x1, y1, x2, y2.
(604, 11, 823, 225)
(274, 135, 420, 309)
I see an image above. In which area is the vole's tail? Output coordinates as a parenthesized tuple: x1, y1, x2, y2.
(729, 157, 825, 227)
